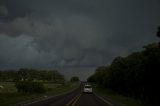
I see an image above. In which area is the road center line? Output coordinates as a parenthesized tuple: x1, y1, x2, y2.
(72, 93, 82, 106)
(66, 93, 80, 106)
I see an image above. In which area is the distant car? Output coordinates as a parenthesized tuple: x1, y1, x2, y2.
(83, 84, 92, 93)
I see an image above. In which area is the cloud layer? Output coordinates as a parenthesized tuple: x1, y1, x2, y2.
(0, 0, 160, 79)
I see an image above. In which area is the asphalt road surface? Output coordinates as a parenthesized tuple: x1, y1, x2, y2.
(20, 83, 116, 106)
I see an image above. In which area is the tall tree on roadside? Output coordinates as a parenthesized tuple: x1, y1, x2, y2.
(157, 27, 160, 38)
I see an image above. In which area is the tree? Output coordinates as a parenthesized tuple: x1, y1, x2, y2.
(15, 81, 46, 93)
(17, 68, 29, 81)
(157, 26, 160, 38)
(87, 42, 160, 105)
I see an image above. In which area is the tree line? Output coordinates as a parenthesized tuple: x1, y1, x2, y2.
(88, 27, 160, 105)
(0, 68, 65, 84)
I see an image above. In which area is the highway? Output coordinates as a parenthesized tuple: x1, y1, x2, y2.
(20, 83, 116, 106)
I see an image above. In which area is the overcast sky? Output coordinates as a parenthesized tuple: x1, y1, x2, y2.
(0, 0, 160, 80)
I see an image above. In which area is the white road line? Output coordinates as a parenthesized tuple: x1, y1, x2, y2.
(95, 95, 115, 106)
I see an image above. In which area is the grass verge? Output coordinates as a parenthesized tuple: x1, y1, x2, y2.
(92, 84, 150, 106)
(0, 82, 78, 106)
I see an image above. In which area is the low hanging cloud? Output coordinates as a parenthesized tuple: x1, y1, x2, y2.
(0, 5, 8, 17)
(0, 14, 110, 68)
(0, 0, 160, 79)
(0, 34, 58, 68)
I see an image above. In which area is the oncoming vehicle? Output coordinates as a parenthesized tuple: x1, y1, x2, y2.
(83, 84, 92, 93)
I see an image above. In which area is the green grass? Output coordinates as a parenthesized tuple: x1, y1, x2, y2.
(92, 84, 150, 106)
(0, 82, 78, 106)
(0, 82, 17, 93)
(44, 82, 78, 96)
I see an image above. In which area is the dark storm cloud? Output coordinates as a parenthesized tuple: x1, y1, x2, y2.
(0, 5, 8, 17)
(0, 0, 160, 79)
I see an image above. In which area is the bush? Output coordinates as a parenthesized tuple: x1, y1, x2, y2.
(15, 81, 46, 93)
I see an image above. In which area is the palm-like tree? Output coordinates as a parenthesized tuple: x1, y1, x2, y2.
(157, 27, 160, 38)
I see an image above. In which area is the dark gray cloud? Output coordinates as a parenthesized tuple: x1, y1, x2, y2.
(0, 0, 160, 79)
(0, 5, 8, 17)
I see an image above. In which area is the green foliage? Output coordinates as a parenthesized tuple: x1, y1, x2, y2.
(93, 84, 150, 106)
(88, 43, 160, 105)
(0, 70, 18, 81)
(88, 66, 109, 87)
(157, 26, 160, 38)
(70, 76, 79, 82)
(0, 82, 77, 106)
(0, 69, 65, 84)
(15, 81, 46, 93)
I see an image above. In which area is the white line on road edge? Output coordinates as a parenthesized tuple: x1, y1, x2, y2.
(95, 95, 115, 106)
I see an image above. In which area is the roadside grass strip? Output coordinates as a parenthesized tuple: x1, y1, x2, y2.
(0, 82, 80, 106)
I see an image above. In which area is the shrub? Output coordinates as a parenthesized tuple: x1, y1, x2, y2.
(15, 81, 45, 93)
